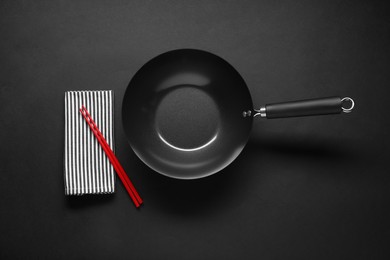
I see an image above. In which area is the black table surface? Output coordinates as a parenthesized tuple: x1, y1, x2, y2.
(1, 1, 389, 259)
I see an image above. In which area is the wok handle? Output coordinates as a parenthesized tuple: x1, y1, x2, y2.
(254, 96, 354, 119)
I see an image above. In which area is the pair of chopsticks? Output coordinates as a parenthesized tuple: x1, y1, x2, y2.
(79, 106, 143, 208)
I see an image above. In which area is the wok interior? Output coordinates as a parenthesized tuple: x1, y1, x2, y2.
(122, 49, 253, 179)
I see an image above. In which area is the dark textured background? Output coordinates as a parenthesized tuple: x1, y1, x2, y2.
(1, 1, 389, 259)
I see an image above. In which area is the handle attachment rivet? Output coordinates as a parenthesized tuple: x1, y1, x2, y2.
(242, 110, 252, 117)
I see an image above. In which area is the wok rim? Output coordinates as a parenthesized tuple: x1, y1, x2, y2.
(122, 48, 253, 179)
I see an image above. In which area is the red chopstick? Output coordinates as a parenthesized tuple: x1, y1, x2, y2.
(79, 105, 143, 208)
(79, 106, 142, 207)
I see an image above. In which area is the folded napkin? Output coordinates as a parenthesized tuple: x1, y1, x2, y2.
(64, 90, 115, 195)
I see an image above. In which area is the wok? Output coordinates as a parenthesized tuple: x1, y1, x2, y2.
(122, 49, 354, 179)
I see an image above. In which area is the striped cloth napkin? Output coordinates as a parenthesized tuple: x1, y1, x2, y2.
(64, 90, 115, 195)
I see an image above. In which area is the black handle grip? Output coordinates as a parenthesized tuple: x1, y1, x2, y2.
(265, 96, 342, 119)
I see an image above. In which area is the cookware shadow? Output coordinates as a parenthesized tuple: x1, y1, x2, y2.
(248, 133, 364, 183)
(139, 134, 358, 217)
(136, 148, 257, 217)
(250, 134, 360, 166)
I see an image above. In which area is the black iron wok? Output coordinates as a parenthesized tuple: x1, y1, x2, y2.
(122, 49, 354, 179)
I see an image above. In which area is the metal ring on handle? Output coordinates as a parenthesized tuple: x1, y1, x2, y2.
(341, 97, 355, 113)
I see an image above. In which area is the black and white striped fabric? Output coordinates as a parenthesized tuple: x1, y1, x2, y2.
(64, 90, 115, 195)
